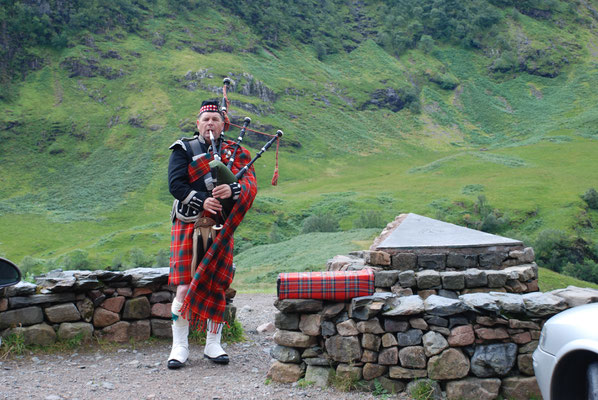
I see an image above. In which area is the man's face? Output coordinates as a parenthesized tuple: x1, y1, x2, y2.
(196, 112, 224, 144)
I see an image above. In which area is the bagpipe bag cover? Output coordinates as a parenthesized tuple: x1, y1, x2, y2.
(277, 268, 374, 301)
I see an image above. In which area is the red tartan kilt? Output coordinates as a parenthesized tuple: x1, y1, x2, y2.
(169, 220, 195, 285)
(277, 269, 374, 301)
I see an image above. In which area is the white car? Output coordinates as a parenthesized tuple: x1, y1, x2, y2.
(533, 302, 598, 400)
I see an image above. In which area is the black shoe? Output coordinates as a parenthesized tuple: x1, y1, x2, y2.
(168, 359, 185, 369)
(204, 353, 229, 365)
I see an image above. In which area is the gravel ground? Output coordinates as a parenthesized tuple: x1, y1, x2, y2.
(0, 293, 413, 400)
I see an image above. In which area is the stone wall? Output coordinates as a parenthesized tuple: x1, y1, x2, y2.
(0, 268, 236, 346)
(268, 248, 598, 400)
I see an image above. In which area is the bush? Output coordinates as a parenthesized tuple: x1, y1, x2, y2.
(581, 188, 598, 209)
(533, 230, 586, 272)
(153, 249, 170, 268)
(127, 248, 153, 268)
(302, 213, 340, 233)
(563, 260, 598, 284)
(63, 249, 90, 270)
(354, 211, 385, 229)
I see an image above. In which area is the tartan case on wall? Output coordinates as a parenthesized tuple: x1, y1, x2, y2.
(277, 268, 375, 301)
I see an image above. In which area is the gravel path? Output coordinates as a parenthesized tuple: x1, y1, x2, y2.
(0, 293, 412, 400)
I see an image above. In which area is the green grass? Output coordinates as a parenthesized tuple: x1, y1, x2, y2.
(538, 267, 598, 292)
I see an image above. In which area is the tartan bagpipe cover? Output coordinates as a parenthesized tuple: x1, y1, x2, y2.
(277, 268, 375, 301)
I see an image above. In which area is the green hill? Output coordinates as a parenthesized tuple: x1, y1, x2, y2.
(1, 0, 598, 283)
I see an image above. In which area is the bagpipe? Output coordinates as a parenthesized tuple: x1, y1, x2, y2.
(190, 78, 283, 272)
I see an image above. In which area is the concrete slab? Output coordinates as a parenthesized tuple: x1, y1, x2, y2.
(376, 213, 522, 249)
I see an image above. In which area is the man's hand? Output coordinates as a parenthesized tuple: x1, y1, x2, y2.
(212, 184, 232, 199)
(203, 197, 222, 215)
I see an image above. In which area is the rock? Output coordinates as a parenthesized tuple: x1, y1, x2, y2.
(274, 299, 323, 313)
(448, 325, 475, 346)
(418, 254, 446, 270)
(383, 295, 424, 316)
(274, 312, 300, 330)
(406, 379, 442, 400)
(374, 271, 399, 287)
(392, 253, 417, 270)
(398, 270, 416, 287)
(361, 349, 378, 363)
(96, 321, 130, 343)
(384, 319, 409, 332)
(0, 306, 44, 329)
(321, 320, 336, 337)
(364, 251, 391, 266)
(429, 325, 450, 336)
(123, 267, 169, 287)
(151, 303, 172, 319)
(8, 293, 76, 309)
(501, 376, 541, 400)
(445, 377, 501, 400)
(356, 319, 384, 334)
(449, 316, 469, 329)
(424, 295, 470, 316)
(327, 255, 359, 271)
(475, 327, 509, 340)
(299, 314, 322, 336)
(101, 296, 126, 313)
(362, 363, 387, 380)
(57, 322, 94, 342)
(43, 303, 80, 323)
(550, 286, 598, 307)
(425, 315, 448, 327)
(422, 331, 449, 357)
(447, 254, 478, 269)
(512, 331, 531, 344)
(459, 293, 499, 313)
(274, 330, 317, 348)
(504, 264, 537, 282)
(440, 271, 465, 290)
(479, 252, 508, 268)
(88, 290, 106, 306)
(321, 303, 345, 318)
(0, 298, 7, 312)
(397, 329, 423, 346)
(93, 308, 120, 328)
(506, 279, 527, 293)
(492, 292, 525, 314)
(361, 333, 381, 351)
(129, 320, 150, 341)
(377, 376, 405, 394)
(526, 279, 539, 292)
(518, 341, 538, 354)
(149, 291, 172, 303)
(378, 347, 399, 365)
(517, 353, 534, 375)
(336, 319, 359, 336)
(122, 297, 151, 320)
(267, 361, 305, 383)
(438, 288, 458, 297)
(271, 345, 302, 363)
(418, 289, 437, 299)
(509, 319, 540, 329)
(150, 319, 171, 338)
(325, 335, 362, 362)
(302, 346, 323, 358)
(5, 281, 37, 297)
(389, 366, 428, 379)
(416, 270, 441, 289)
(116, 287, 132, 297)
(336, 364, 363, 381)
(390, 285, 413, 296)
(11, 323, 57, 346)
(486, 270, 508, 287)
(409, 317, 428, 330)
(382, 332, 398, 347)
(465, 269, 487, 288)
(522, 292, 568, 317)
(132, 288, 152, 297)
(257, 322, 276, 333)
(399, 346, 426, 368)
(427, 348, 470, 380)
(304, 365, 332, 387)
(76, 298, 94, 322)
(471, 343, 518, 377)
(350, 293, 391, 320)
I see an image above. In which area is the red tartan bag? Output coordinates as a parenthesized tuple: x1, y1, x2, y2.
(277, 268, 375, 301)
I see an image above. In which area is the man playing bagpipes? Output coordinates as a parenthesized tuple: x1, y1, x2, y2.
(166, 100, 257, 369)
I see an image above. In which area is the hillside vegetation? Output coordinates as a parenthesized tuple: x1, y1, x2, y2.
(1, 0, 598, 286)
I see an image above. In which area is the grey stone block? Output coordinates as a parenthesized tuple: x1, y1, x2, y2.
(418, 254, 446, 270)
(447, 253, 478, 269)
(392, 253, 417, 270)
(398, 270, 416, 288)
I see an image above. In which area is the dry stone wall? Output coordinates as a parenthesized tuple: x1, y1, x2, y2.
(268, 248, 598, 400)
(0, 268, 236, 345)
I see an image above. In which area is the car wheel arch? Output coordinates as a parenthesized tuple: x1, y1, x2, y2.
(551, 349, 598, 400)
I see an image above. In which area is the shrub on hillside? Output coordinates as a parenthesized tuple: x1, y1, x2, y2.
(563, 260, 598, 284)
(533, 230, 586, 272)
(153, 249, 169, 268)
(302, 213, 340, 233)
(581, 188, 598, 210)
(127, 248, 153, 268)
(63, 249, 90, 270)
(354, 211, 385, 229)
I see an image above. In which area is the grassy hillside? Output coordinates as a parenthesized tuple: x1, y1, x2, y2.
(1, 1, 598, 284)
